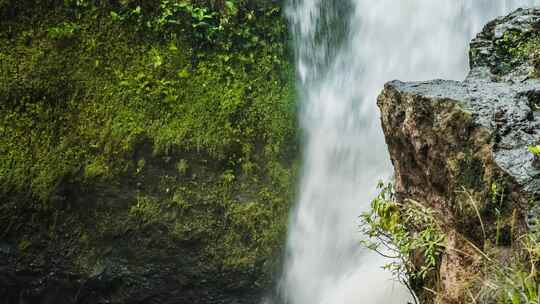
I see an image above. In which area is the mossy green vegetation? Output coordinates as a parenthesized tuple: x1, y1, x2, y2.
(364, 183, 540, 304)
(0, 0, 297, 291)
(495, 29, 540, 77)
(478, 232, 540, 304)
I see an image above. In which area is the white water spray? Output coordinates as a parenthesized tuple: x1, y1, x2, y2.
(279, 1, 540, 304)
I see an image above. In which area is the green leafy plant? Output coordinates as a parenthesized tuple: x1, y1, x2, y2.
(495, 30, 540, 76)
(155, 0, 222, 42)
(476, 233, 540, 304)
(47, 22, 80, 40)
(361, 182, 445, 302)
(528, 145, 540, 155)
(64, 0, 90, 7)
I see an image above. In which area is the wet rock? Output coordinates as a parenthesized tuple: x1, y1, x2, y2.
(378, 7, 540, 304)
(0, 145, 269, 304)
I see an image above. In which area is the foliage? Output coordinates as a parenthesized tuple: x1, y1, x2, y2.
(47, 21, 80, 40)
(362, 183, 540, 304)
(528, 145, 540, 155)
(496, 30, 540, 76)
(154, 0, 223, 41)
(0, 0, 297, 288)
(361, 182, 445, 301)
(129, 195, 163, 225)
(491, 181, 508, 246)
(449, 189, 540, 304)
(0, 0, 295, 200)
(477, 233, 540, 304)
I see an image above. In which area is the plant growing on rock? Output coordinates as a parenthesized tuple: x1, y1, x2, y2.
(528, 145, 540, 155)
(361, 182, 445, 303)
(0, 0, 297, 300)
(474, 232, 540, 304)
(528, 145, 540, 168)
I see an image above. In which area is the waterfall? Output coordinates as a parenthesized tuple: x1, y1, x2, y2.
(278, 1, 540, 304)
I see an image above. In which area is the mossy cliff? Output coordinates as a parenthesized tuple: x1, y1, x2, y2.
(376, 8, 540, 304)
(0, 1, 297, 303)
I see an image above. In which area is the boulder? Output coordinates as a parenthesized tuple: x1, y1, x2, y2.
(378, 8, 540, 303)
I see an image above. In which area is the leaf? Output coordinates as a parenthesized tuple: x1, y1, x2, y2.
(225, 1, 235, 10)
(110, 11, 120, 21)
(177, 68, 190, 78)
(225, 1, 238, 15)
(528, 145, 540, 155)
(168, 43, 178, 52)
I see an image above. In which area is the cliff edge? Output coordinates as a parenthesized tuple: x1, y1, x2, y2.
(378, 8, 540, 303)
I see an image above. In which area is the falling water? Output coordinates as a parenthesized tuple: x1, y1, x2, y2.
(279, 1, 540, 304)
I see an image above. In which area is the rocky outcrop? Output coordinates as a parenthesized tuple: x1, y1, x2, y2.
(0, 2, 296, 303)
(0, 141, 292, 304)
(378, 8, 540, 304)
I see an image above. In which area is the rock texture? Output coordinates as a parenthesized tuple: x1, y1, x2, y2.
(0, 142, 286, 304)
(378, 8, 540, 304)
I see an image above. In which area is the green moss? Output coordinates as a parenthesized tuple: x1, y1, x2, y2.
(0, 0, 295, 197)
(84, 158, 110, 180)
(0, 0, 297, 289)
(495, 30, 540, 76)
(175, 159, 188, 175)
(129, 195, 162, 225)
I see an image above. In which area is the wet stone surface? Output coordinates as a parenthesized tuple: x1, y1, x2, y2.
(377, 7, 540, 304)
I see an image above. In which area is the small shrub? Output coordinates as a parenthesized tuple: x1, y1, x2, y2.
(361, 182, 445, 300)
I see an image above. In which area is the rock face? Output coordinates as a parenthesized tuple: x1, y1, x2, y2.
(0, 2, 295, 303)
(0, 142, 290, 304)
(378, 8, 540, 304)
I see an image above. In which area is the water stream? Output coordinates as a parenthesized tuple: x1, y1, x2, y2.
(279, 1, 540, 303)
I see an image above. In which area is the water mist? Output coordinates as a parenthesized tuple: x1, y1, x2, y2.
(278, 1, 540, 304)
